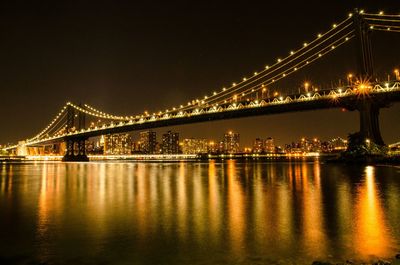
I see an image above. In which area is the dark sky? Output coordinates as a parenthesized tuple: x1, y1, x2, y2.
(1, 0, 399, 147)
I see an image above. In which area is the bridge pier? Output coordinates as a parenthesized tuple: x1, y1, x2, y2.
(62, 138, 89, 162)
(357, 101, 384, 146)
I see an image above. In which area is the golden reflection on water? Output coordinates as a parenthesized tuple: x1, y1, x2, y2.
(1, 161, 398, 264)
(177, 162, 188, 242)
(354, 166, 393, 258)
(301, 161, 327, 257)
(227, 160, 245, 255)
(0, 164, 13, 195)
(208, 160, 221, 245)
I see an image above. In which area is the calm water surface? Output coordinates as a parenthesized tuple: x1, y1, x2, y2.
(0, 160, 400, 265)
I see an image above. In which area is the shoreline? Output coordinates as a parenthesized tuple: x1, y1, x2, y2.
(2, 154, 400, 165)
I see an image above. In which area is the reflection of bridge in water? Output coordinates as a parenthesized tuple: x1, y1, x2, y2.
(3, 10, 400, 161)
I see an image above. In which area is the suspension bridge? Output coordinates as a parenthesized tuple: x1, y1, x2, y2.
(2, 9, 400, 161)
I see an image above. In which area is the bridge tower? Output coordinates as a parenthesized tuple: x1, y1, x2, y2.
(353, 9, 385, 146)
(62, 103, 89, 162)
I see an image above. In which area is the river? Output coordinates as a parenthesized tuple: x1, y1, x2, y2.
(0, 160, 399, 264)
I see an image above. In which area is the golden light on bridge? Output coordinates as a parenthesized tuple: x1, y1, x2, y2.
(354, 76, 372, 96)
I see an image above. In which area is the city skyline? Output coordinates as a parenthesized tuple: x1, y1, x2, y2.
(77, 129, 349, 155)
(1, 1, 400, 146)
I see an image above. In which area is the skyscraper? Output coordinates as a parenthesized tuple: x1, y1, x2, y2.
(223, 131, 240, 153)
(139, 131, 157, 154)
(265, 137, 275, 153)
(162, 131, 179, 154)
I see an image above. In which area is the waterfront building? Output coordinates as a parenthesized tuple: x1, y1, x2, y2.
(181, 138, 208, 154)
(223, 131, 240, 153)
(265, 137, 275, 153)
(252, 138, 264, 153)
(329, 137, 348, 151)
(139, 130, 157, 154)
(207, 141, 218, 154)
(161, 131, 180, 154)
(104, 134, 132, 155)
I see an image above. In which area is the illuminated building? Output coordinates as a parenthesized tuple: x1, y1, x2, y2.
(207, 140, 218, 153)
(265, 137, 275, 153)
(181, 138, 208, 154)
(252, 138, 264, 153)
(104, 133, 132, 155)
(223, 131, 240, 154)
(329, 137, 348, 151)
(252, 137, 274, 153)
(162, 131, 180, 154)
(139, 130, 157, 154)
(311, 138, 322, 152)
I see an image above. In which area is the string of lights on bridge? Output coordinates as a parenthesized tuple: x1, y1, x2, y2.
(13, 80, 398, 150)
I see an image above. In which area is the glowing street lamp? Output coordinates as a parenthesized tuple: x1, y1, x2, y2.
(365, 138, 371, 149)
(262, 87, 267, 98)
(347, 73, 353, 86)
(304, 82, 310, 92)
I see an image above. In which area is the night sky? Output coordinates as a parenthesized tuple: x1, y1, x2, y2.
(1, 1, 399, 146)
